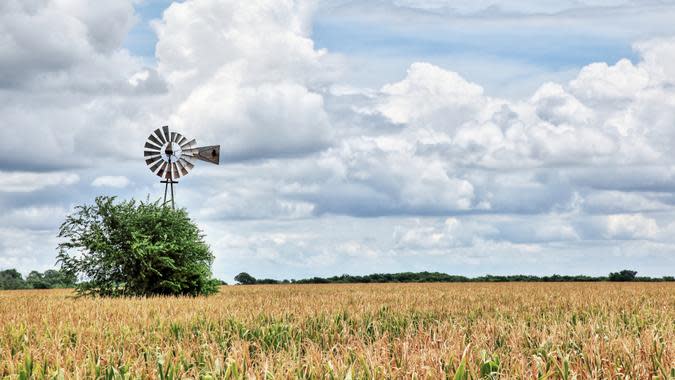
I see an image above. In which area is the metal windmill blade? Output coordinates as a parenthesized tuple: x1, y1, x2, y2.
(143, 126, 220, 208)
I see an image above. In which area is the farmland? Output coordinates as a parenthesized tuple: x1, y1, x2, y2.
(0, 283, 673, 379)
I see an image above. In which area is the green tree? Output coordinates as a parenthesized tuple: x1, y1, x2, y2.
(0, 269, 26, 290)
(26, 271, 50, 289)
(42, 269, 77, 288)
(57, 196, 219, 297)
(608, 270, 638, 282)
(234, 272, 256, 285)
(26, 269, 76, 289)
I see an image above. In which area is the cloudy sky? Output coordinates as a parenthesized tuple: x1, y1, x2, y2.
(2, 0, 675, 281)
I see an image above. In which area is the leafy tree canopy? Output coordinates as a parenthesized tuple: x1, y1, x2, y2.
(0, 269, 27, 290)
(26, 271, 49, 289)
(57, 196, 219, 297)
(234, 272, 256, 285)
(608, 269, 638, 282)
(26, 269, 76, 289)
(0, 268, 75, 290)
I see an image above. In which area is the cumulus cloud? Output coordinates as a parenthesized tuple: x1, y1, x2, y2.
(0, 171, 79, 192)
(0, 206, 68, 230)
(199, 185, 315, 220)
(377, 62, 487, 126)
(0, 0, 166, 171)
(394, 217, 484, 250)
(172, 76, 332, 160)
(0, 0, 160, 92)
(604, 214, 659, 240)
(155, 0, 335, 161)
(370, 53, 667, 172)
(0, 228, 57, 271)
(305, 136, 477, 216)
(91, 176, 131, 188)
(327, 37, 675, 218)
(153, 31, 675, 223)
(582, 190, 667, 214)
(569, 59, 649, 102)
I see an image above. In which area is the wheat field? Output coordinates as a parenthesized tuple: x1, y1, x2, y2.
(0, 283, 673, 379)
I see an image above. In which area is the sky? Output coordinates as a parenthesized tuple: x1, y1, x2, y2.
(1, 0, 675, 282)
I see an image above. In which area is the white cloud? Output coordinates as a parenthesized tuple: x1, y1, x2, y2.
(569, 59, 649, 102)
(91, 176, 131, 188)
(377, 62, 487, 126)
(605, 214, 659, 240)
(154, 0, 335, 161)
(199, 187, 315, 220)
(394, 217, 476, 250)
(0, 0, 165, 171)
(634, 37, 675, 86)
(372, 60, 662, 171)
(172, 75, 332, 160)
(0, 206, 68, 230)
(0, 171, 79, 192)
(157, 34, 675, 221)
(337, 241, 379, 258)
(583, 191, 667, 214)
(0, 228, 58, 272)
(301, 136, 477, 215)
(0, 0, 155, 92)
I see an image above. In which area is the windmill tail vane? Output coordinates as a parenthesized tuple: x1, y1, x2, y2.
(144, 125, 220, 208)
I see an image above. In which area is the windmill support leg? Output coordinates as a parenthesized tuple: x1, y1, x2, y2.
(163, 181, 169, 206)
(161, 180, 177, 209)
(170, 180, 175, 209)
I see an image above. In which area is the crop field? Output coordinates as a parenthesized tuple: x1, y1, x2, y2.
(0, 283, 673, 379)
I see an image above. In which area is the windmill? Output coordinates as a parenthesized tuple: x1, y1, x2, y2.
(144, 126, 220, 208)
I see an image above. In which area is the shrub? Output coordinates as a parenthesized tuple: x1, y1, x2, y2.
(57, 196, 219, 297)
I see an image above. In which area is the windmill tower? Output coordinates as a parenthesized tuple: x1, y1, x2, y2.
(144, 126, 220, 208)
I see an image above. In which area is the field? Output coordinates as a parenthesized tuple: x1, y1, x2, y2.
(0, 283, 673, 379)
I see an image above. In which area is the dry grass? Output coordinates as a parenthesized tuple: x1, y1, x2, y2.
(0, 283, 673, 379)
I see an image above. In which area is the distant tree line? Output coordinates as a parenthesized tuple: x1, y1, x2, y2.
(2, 269, 671, 290)
(0, 267, 229, 291)
(233, 270, 674, 285)
(0, 269, 76, 290)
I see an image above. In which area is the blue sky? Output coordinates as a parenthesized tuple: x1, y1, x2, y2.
(123, 0, 172, 60)
(2, 0, 675, 281)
